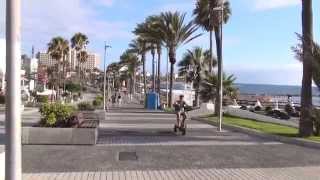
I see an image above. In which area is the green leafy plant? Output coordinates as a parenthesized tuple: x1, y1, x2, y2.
(36, 95, 48, 103)
(65, 82, 81, 93)
(93, 96, 103, 107)
(39, 103, 75, 127)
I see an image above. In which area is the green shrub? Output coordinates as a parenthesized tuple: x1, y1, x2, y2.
(78, 102, 95, 111)
(96, 95, 103, 101)
(311, 109, 320, 136)
(36, 95, 48, 103)
(93, 99, 102, 107)
(0, 95, 5, 104)
(46, 112, 57, 126)
(265, 106, 272, 114)
(65, 83, 81, 93)
(39, 103, 75, 127)
(93, 96, 103, 107)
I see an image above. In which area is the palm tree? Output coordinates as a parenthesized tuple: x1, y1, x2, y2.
(200, 73, 237, 103)
(107, 62, 121, 91)
(144, 15, 164, 94)
(120, 50, 140, 96)
(156, 43, 162, 93)
(300, 0, 314, 137)
(178, 47, 214, 107)
(71, 33, 89, 81)
(142, 12, 201, 107)
(150, 44, 156, 91)
(78, 50, 89, 82)
(129, 37, 151, 97)
(193, 0, 231, 73)
(47, 36, 69, 99)
(194, 0, 231, 114)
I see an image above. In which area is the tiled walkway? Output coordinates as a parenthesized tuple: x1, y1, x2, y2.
(23, 166, 320, 180)
(20, 104, 320, 179)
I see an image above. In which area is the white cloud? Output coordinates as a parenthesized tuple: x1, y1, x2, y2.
(253, 0, 300, 11)
(0, 0, 130, 51)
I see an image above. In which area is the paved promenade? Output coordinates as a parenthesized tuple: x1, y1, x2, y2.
(3, 103, 320, 179)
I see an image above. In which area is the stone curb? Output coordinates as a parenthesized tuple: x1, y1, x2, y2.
(192, 117, 320, 150)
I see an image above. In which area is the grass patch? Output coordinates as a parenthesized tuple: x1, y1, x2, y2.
(208, 115, 320, 143)
(163, 107, 174, 113)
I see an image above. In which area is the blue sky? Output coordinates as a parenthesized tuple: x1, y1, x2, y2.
(0, 0, 320, 85)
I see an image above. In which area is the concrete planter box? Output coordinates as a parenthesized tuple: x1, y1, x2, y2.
(22, 127, 98, 145)
(22, 110, 105, 145)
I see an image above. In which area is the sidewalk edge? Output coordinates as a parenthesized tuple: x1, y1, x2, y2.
(192, 117, 320, 150)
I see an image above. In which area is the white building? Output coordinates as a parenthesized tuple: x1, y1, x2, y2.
(83, 53, 100, 70)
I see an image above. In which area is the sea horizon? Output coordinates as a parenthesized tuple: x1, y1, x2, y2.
(236, 83, 320, 97)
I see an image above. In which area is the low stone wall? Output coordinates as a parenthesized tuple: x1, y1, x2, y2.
(22, 127, 98, 145)
(224, 107, 298, 128)
(22, 110, 104, 145)
(0, 152, 4, 180)
(188, 103, 215, 118)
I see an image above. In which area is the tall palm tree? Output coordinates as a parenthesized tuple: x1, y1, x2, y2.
(193, 0, 231, 73)
(141, 12, 201, 107)
(107, 62, 121, 91)
(78, 50, 89, 82)
(71, 33, 89, 81)
(144, 15, 164, 93)
(47, 36, 69, 99)
(300, 0, 314, 137)
(120, 50, 140, 96)
(194, 0, 231, 114)
(129, 37, 151, 97)
(150, 44, 156, 91)
(178, 47, 214, 107)
(200, 73, 237, 103)
(156, 43, 162, 93)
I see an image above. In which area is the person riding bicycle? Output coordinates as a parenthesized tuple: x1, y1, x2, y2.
(173, 95, 188, 132)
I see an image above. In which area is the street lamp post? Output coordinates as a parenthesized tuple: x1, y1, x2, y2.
(103, 44, 111, 111)
(6, 0, 22, 179)
(212, 1, 224, 132)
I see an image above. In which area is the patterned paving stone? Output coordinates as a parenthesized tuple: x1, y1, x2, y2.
(22, 167, 320, 180)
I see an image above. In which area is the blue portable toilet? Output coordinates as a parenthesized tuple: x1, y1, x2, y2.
(146, 92, 160, 110)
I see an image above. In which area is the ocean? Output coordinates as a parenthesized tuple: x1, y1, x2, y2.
(236, 83, 320, 106)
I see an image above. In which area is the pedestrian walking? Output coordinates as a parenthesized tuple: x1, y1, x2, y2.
(118, 93, 122, 107)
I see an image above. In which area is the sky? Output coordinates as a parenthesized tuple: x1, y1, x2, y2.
(0, 0, 320, 85)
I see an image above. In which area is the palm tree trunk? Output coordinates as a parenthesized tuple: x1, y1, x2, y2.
(157, 51, 161, 94)
(152, 52, 156, 92)
(214, 27, 222, 115)
(209, 30, 213, 73)
(133, 67, 136, 95)
(63, 55, 66, 94)
(168, 49, 176, 108)
(300, 0, 314, 137)
(195, 88, 200, 107)
(169, 62, 174, 108)
(142, 53, 147, 97)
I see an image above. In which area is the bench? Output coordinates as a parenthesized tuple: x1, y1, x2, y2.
(75, 111, 100, 128)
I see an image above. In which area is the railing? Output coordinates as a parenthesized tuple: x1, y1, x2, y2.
(236, 99, 300, 108)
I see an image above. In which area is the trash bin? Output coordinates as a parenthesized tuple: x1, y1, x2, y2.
(146, 92, 159, 110)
